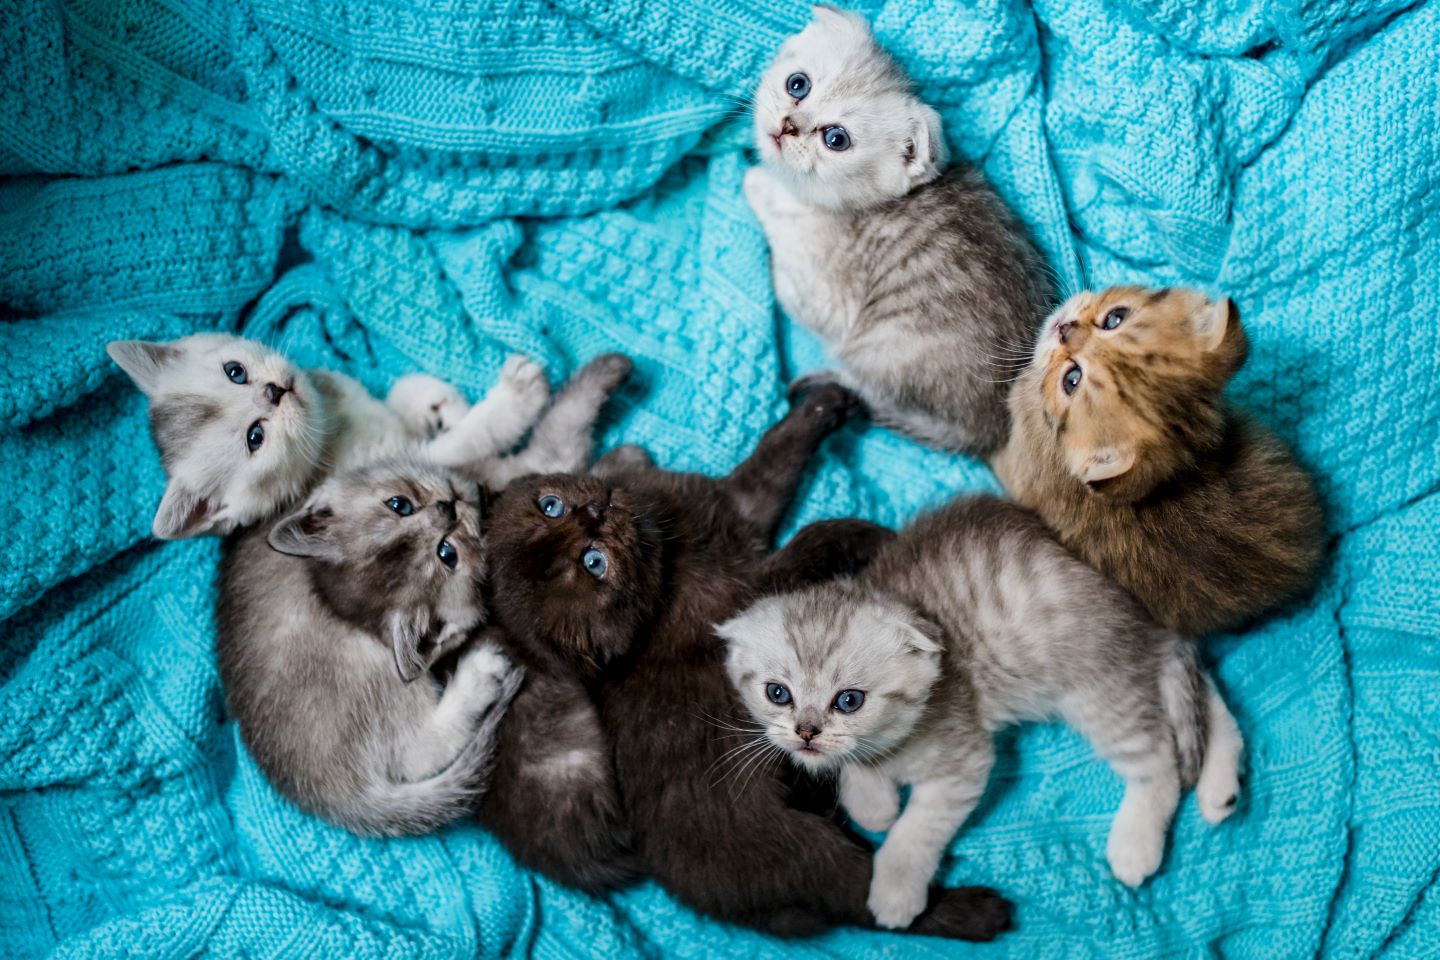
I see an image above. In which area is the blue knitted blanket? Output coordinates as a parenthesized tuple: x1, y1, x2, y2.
(3, 0, 1438, 956)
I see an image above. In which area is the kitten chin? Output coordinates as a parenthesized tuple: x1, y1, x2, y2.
(995, 286, 1326, 635)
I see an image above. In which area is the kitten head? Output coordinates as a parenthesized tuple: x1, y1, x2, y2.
(752, 5, 946, 211)
(267, 457, 487, 682)
(107, 334, 327, 538)
(716, 582, 941, 771)
(1019, 286, 1250, 500)
(485, 473, 663, 679)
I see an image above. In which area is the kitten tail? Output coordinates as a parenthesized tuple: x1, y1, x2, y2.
(908, 886, 1015, 942)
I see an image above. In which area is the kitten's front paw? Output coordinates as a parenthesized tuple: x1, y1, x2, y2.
(388, 374, 470, 437)
(742, 165, 780, 218)
(1197, 760, 1241, 826)
(868, 844, 931, 929)
(788, 372, 865, 428)
(1106, 820, 1165, 888)
(454, 642, 517, 702)
(496, 354, 551, 422)
(841, 767, 900, 832)
(575, 352, 634, 394)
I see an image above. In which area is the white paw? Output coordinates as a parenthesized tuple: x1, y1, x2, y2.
(1106, 823, 1165, 888)
(841, 768, 900, 832)
(454, 642, 515, 697)
(495, 354, 550, 422)
(743, 165, 788, 223)
(387, 374, 470, 438)
(868, 848, 930, 929)
(1197, 763, 1241, 825)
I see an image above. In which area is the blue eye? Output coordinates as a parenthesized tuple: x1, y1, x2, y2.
(786, 72, 811, 100)
(1063, 364, 1083, 395)
(246, 420, 264, 452)
(539, 495, 565, 518)
(766, 682, 792, 705)
(386, 496, 414, 516)
(581, 547, 608, 578)
(822, 126, 850, 151)
(437, 538, 458, 569)
(1102, 308, 1128, 330)
(833, 690, 865, 713)
(224, 361, 247, 385)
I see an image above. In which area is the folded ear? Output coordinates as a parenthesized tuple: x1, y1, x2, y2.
(810, 4, 872, 35)
(1194, 298, 1233, 352)
(267, 504, 343, 561)
(386, 610, 430, 683)
(107, 340, 177, 397)
(904, 104, 947, 186)
(1072, 444, 1137, 486)
(152, 478, 214, 539)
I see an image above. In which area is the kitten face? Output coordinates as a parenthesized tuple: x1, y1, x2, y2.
(752, 5, 945, 211)
(1023, 287, 1248, 498)
(108, 333, 326, 538)
(716, 584, 941, 771)
(485, 474, 662, 679)
(268, 458, 487, 681)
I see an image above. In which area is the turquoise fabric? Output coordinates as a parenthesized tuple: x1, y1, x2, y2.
(2, 0, 1437, 956)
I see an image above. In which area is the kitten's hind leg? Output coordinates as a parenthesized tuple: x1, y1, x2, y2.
(756, 519, 895, 594)
(1196, 679, 1243, 824)
(1083, 712, 1181, 887)
(427, 355, 550, 467)
(387, 374, 470, 438)
(718, 382, 862, 540)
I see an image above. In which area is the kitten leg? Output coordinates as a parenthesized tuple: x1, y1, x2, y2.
(426, 355, 551, 468)
(840, 763, 900, 832)
(479, 353, 632, 488)
(396, 641, 517, 782)
(718, 381, 862, 539)
(387, 374, 471, 438)
(1196, 679, 1244, 825)
(744, 167, 856, 337)
(591, 443, 654, 479)
(868, 750, 994, 929)
(756, 519, 895, 594)
(1090, 725, 1181, 887)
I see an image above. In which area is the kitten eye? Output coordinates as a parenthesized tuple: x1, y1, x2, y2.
(581, 547, 608, 579)
(1101, 307, 1128, 330)
(833, 689, 865, 713)
(785, 72, 811, 100)
(538, 494, 565, 518)
(224, 361, 247, 385)
(245, 420, 264, 453)
(821, 126, 851, 151)
(1062, 364, 1083, 395)
(766, 682, 792, 706)
(437, 538, 458, 569)
(386, 496, 414, 516)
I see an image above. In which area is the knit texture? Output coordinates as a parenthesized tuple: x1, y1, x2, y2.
(2, 0, 1437, 956)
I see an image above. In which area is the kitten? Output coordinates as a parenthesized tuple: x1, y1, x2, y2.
(991, 287, 1325, 634)
(108, 333, 631, 537)
(744, 6, 1053, 454)
(481, 385, 1014, 941)
(717, 496, 1245, 929)
(218, 456, 523, 835)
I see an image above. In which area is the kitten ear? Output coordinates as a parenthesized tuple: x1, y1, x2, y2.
(714, 601, 773, 649)
(107, 340, 177, 396)
(1193, 298, 1234, 352)
(903, 104, 947, 187)
(810, 4, 871, 35)
(267, 504, 343, 561)
(152, 478, 214, 540)
(1074, 445, 1137, 485)
(891, 611, 942, 656)
(387, 610, 429, 683)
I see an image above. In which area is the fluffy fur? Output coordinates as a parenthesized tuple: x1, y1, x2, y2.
(217, 457, 522, 835)
(480, 385, 1013, 942)
(108, 333, 631, 537)
(718, 497, 1245, 927)
(992, 286, 1326, 634)
(745, 6, 1052, 453)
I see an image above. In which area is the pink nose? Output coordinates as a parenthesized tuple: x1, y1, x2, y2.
(1057, 321, 1076, 343)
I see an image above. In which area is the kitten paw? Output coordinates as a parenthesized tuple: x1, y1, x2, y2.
(1106, 822, 1165, 888)
(869, 845, 931, 929)
(496, 354, 551, 422)
(574, 352, 634, 394)
(1197, 764, 1241, 825)
(742, 165, 780, 218)
(387, 374, 470, 438)
(841, 767, 900, 832)
(788, 372, 865, 428)
(454, 642, 517, 700)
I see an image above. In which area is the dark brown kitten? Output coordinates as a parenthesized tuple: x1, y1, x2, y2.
(481, 386, 1013, 941)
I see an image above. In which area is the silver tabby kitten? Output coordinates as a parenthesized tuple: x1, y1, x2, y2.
(108, 333, 629, 537)
(219, 457, 523, 835)
(745, 6, 1052, 453)
(718, 497, 1244, 928)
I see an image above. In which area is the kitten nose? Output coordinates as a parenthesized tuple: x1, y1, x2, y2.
(263, 382, 288, 405)
(435, 499, 456, 524)
(779, 116, 798, 139)
(795, 722, 820, 742)
(579, 501, 606, 524)
(1057, 320, 1076, 343)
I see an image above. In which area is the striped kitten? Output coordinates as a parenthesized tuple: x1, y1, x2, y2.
(718, 497, 1244, 928)
(744, 6, 1052, 454)
(992, 287, 1325, 634)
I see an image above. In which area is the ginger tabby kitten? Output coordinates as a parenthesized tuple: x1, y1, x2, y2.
(993, 286, 1324, 635)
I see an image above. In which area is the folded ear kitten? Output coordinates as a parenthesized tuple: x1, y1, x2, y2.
(218, 456, 522, 835)
(744, 5, 1053, 454)
(718, 496, 1245, 929)
(107, 332, 632, 537)
(992, 286, 1326, 634)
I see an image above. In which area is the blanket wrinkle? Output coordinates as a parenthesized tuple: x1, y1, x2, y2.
(2, 0, 1437, 956)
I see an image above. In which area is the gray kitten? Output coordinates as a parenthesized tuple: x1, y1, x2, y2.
(718, 497, 1243, 928)
(744, 6, 1052, 453)
(218, 456, 522, 835)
